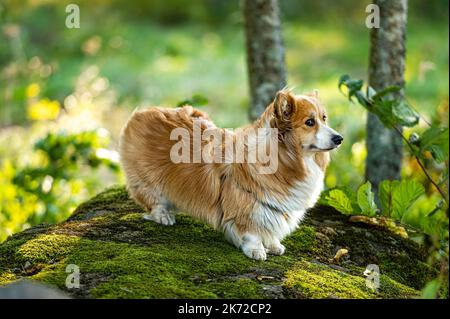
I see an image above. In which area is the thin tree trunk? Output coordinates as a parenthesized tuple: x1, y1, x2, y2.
(366, 0, 407, 194)
(242, 0, 287, 121)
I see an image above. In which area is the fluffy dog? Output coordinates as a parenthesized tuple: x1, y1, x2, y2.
(119, 90, 342, 260)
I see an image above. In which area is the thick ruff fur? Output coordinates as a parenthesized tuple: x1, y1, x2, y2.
(119, 90, 342, 260)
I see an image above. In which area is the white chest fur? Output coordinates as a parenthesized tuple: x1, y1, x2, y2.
(255, 155, 325, 240)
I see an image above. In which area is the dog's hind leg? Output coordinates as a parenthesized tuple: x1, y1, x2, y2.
(128, 184, 176, 226)
(143, 196, 176, 226)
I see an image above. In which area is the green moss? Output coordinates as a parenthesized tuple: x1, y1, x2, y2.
(0, 186, 434, 298)
(0, 271, 16, 285)
(284, 260, 419, 299)
(25, 236, 262, 298)
(284, 225, 317, 254)
(378, 273, 421, 299)
(70, 185, 139, 220)
(16, 234, 80, 264)
(311, 205, 432, 290)
(200, 278, 266, 299)
(378, 253, 434, 290)
(0, 238, 27, 268)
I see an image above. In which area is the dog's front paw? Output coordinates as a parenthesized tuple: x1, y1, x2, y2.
(143, 211, 176, 226)
(241, 234, 267, 260)
(267, 243, 285, 256)
(242, 247, 267, 261)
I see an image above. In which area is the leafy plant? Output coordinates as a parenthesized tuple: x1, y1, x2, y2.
(357, 181, 378, 217)
(378, 180, 425, 220)
(336, 75, 449, 297)
(338, 75, 448, 203)
(320, 180, 429, 231)
(0, 130, 120, 241)
(321, 188, 354, 215)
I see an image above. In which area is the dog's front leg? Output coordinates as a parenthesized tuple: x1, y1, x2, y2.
(263, 237, 285, 256)
(222, 220, 267, 260)
(241, 233, 267, 261)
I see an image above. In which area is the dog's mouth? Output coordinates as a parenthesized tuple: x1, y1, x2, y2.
(307, 144, 338, 152)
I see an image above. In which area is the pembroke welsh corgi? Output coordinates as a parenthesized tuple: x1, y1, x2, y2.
(119, 89, 342, 260)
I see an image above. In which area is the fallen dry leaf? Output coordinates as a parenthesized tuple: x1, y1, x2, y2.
(348, 215, 409, 239)
(256, 275, 275, 281)
(331, 248, 349, 263)
(349, 215, 379, 225)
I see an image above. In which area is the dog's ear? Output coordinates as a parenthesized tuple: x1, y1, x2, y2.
(273, 90, 295, 122)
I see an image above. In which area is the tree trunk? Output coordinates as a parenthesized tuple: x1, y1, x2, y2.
(366, 0, 407, 194)
(242, 0, 287, 121)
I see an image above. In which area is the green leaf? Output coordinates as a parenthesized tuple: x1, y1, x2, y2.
(355, 91, 370, 108)
(338, 74, 350, 93)
(321, 188, 355, 215)
(419, 127, 449, 163)
(371, 86, 402, 101)
(421, 279, 441, 299)
(357, 181, 378, 217)
(392, 100, 420, 127)
(379, 180, 396, 216)
(177, 94, 209, 107)
(190, 94, 209, 106)
(379, 180, 424, 219)
(347, 80, 364, 100)
(371, 99, 395, 127)
(338, 75, 363, 101)
(390, 180, 425, 219)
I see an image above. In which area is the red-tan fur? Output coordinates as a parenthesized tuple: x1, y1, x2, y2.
(119, 90, 337, 260)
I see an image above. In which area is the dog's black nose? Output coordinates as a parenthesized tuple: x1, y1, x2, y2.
(332, 134, 343, 145)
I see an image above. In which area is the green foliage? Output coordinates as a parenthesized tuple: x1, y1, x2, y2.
(339, 75, 420, 128)
(379, 180, 425, 220)
(319, 187, 355, 215)
(357, 181, 378, 217)
(416, 126, 449, 163)
(0, 130, 119, 241)
(319, 180, 440, 236)
(176, 93, 209, 107)
(338, 75, 449, 298)
(15, 131, 119, 185)
(339, 75, 449, 170)
(421, 278, 441, 299)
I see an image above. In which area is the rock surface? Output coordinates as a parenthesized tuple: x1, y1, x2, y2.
(0, 186, 434, 298)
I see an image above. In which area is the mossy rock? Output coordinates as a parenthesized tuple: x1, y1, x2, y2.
(0, 186, 435, 298)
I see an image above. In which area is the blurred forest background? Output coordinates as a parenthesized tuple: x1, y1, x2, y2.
(0, 0, 448, 262)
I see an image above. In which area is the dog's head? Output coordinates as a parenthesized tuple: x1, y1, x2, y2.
(268, 89, 343, 152)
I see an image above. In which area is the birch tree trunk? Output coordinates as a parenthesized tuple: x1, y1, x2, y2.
(366, 0, 408, 194)
(242, 0, 287, 121)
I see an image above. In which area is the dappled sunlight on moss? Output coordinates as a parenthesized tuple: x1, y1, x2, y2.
(16, 234, 80, 264)
(0, 187, 436, 298)
(284, 260, 419, 299)
(0, 271, 16, 285)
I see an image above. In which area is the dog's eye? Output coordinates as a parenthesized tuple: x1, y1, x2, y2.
(305, 119, 315, 127)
